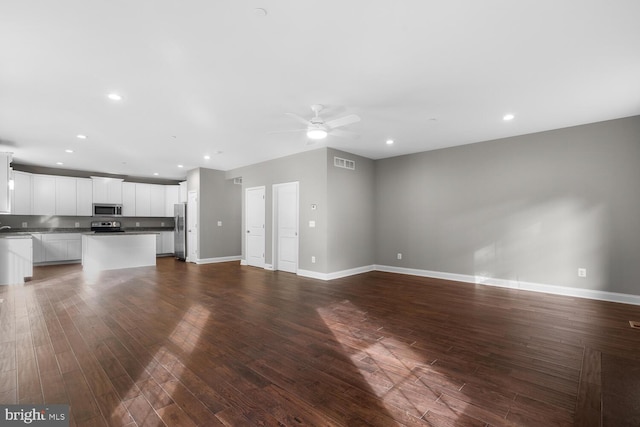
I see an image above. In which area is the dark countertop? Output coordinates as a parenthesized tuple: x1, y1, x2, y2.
(0, 227, 174, 235)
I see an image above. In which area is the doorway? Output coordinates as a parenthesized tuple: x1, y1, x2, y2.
(273, 182, 299, 273)
(245, 186, 265, 268)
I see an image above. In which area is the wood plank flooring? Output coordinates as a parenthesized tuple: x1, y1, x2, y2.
(1, 258, 640, 426)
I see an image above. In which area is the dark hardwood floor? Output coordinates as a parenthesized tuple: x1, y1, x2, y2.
(1, 258, 640, 426)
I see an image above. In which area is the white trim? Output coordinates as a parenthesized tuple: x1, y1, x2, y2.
(264, 264, 274, 271)
(297, 265, 376, 281)
(195, 255, 242, 265)
(326, 265, 375, 280)
(297, 269, 329, 280)
(374, 265, 640, 306)
(240, 259, 247, 266)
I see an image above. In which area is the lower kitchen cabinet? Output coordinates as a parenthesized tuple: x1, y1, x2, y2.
(156, 231, 174, 255)
(34, 233, 82, 263)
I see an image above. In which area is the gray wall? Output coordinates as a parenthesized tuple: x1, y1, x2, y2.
(229, 148, 328, 273)
(327, 148, 375, 271)
(375, 115, 640, 295)
(186, 167, 241, 260)
(198, 168, 241, 259)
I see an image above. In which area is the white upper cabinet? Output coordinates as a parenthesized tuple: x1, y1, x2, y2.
(122, 182, 136, 216)
(33, 175, 56, 215)
(76, 178, 93, 216)
(165, 185, 179, 216)
(92, 177, 123, 204)
(135, 183, 151, 216)
(179, 181, 187, 203)
(0, 153, 10, 214)
(55, 176, 77, 216)
(11, 170, 32, 215)
(149, 184, 165, 217)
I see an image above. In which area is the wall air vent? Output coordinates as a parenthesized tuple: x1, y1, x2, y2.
(334, 156, 355, 170)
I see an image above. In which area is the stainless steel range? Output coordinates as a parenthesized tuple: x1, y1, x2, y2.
(90, 220, 124, 233)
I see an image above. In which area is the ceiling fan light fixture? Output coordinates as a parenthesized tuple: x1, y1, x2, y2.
(307, 128, 328, 140)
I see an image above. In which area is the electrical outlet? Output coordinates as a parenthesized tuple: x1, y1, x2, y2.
(75, 222, 80, 228)
(311, 256, 316, 263)
(136, 222, 140, 227)
(309, 220, 316, 228)
(217, 221, 222, 226)
(397, 253, 402, 260)
(22, 222, 28, 228)
(161, 222, 165, 227)
(578, 268, 587, 278)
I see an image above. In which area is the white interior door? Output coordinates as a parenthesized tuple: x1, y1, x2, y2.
(274, 182, 299, 273)
(187, 190, 198, 263)
(245, 186, 265, 267)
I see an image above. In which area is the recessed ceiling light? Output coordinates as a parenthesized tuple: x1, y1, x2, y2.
(503, 113, 515, 121)
(107, 93, 122, 101)
(177, 164, 184, 168)
(65, 149, 74, 153)
(203, 155, 210, 160)
(56, 162, 63, 165)
(386, 139, 395, 145)
(76, 134, 87, 140)
(153, 172, 159, 176)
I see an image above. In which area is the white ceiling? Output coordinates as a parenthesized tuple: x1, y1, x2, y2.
(1, 1, 639, 181)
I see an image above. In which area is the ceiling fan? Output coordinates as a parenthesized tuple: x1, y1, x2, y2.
(273, 104, 360, 141)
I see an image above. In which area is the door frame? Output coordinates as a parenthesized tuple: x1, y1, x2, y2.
(272, 181, 299, 272)
(187, 190, 198, 263)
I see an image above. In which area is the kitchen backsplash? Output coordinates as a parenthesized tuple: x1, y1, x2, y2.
(0, 215, 175, 231)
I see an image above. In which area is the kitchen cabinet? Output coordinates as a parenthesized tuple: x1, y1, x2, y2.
(0, 235, 32, 284)
(165, 185, 179, 216)
(156, 231, 174, 255)
(179, 181, 187, 203)
(92, 177, 123, 204)
(11, 170, 32, 215)
(34, 175, 92, 216)
(33, 175, 56, 215)
(135, 183, 151, 216)
(76, 178, 93, 216)
(41, 233, 82, 262)
(55, 176, 77, 216)
(150, 184, 165, 217)
(122, 182, 136, 216)
(0, 153, 10, 214)
(31, 233, 44, 263)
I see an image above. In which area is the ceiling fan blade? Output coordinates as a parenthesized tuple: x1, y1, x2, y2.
(267, 129, 306, 135)
(325, 114, 360, 129)
(285, 112, 312, 126)
(329, 128, 358, 138)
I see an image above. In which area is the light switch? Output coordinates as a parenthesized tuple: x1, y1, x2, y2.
(217, 221, 222, 226)
(309, 220, 316, 228)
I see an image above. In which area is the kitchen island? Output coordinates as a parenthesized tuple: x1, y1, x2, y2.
(82, 232, 158, 272)
(0, 234, 33, 284)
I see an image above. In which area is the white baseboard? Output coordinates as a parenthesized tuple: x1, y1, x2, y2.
(296, 269, 328, 280)
(265, 264, 274, 271)
(374, 264, 640, 306)
(240, 259, 247, 266)
(195, 255, 242, 265)
(297, 265, 376, 281)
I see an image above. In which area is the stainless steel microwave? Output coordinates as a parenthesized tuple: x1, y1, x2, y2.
(93, 204, 122, 216)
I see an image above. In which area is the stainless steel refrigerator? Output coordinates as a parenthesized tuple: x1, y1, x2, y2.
(174, 203, 187, 260)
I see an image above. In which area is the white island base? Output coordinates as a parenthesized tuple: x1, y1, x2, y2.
(82, 233, 157, 272)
